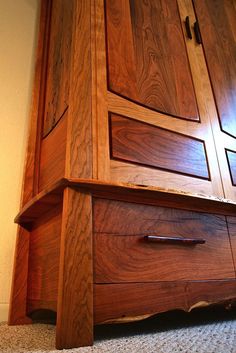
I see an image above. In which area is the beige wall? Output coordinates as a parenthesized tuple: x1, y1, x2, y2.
(0, 0, 39, 321)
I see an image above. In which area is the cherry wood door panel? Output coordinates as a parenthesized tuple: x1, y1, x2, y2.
(43, 0, 73, 137)
(194, 0, 236, 138)
(94, 280, 236, 324)
(93, 198, 235, 282)
(226, 149, 236, 186)
(110, 113, 210, 180)
(105, 0, 199, 121)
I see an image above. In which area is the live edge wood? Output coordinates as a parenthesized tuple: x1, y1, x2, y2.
(94, 281, 236, 324)
(14, 178, 236, 226)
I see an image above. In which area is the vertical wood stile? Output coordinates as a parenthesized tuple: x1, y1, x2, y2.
(65, 0, 93, 180)
(56, 188, 93, 349)
(8, 227, 32, 325)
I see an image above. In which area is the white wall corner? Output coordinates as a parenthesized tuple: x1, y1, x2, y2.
(0, 304, 9, 322)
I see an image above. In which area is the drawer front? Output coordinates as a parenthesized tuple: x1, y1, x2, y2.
(93, 199, 235, 283)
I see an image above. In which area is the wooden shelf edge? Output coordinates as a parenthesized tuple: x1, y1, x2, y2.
(15, 178, 236, 225)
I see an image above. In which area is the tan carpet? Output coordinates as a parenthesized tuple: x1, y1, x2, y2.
(0, 309, 235, 353)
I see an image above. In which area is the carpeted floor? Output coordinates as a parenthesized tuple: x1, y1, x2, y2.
(0, 308, 235, 353)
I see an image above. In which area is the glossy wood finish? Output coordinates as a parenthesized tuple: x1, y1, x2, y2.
(226, 216, 236, 275)
(8, 227, 32, 325)
(194, 0, 236, 138)
(94, 280, 236, 324)
(110, 113, 209, 179)
(39, 113, 67, 190)
(56, 188, 93, 349)
(226, 150, 236, 186)
(21, 0, 52, 205)
(95, 0, 224, 199)
(9, 0, 236, 349)
(105, 0, 199, 121)
(27, 205, 62, 313)
(94, 198, 235, 282)
(43, 0, 73, 137)
(14, 178, 236, 226)
(65, 0, 93, 179)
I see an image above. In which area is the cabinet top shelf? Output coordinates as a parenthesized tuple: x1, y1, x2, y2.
(16, 178, 236, 225)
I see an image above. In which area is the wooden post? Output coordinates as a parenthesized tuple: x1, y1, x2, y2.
(56, 187, 93, 349)
(8, 227, 32, 325)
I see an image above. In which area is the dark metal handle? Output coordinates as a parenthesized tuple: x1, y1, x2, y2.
(185, 16, 192, 39)
(194, 21, 202, 44)
(144, 235, 205, 246)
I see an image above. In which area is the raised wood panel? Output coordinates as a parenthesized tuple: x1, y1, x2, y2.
(226, 149, 236, 186)
(94, 198, 235, 282)
(43, 0, 73, 137)
(194, 0, 236, 138)
(105, 0, 199, 121)
(27, 204, 62, 307)
(110, 113, 209, 180)
(39, 113, 67, 191)
(226, 217, 236, 275)
(94, 280, 236, 324)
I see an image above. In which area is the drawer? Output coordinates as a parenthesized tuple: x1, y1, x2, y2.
(93, 199, 235, 283)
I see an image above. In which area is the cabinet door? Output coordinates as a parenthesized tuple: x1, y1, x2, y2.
(194, 0, 236, 139)
(95, 0, 223, 198)
(106, 0, 199, 121)
(194, 0, 236, 200)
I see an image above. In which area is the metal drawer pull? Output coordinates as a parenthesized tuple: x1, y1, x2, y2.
(144, 235, 205, 245)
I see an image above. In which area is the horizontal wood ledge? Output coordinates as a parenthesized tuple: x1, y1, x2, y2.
(15, 178, 236, 225)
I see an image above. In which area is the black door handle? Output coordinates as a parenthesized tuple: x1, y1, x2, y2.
(185, 16, 192, 40)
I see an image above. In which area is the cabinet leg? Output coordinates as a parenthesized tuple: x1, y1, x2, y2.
(8, 227, 32, 325)
(56, 188, 93, 349)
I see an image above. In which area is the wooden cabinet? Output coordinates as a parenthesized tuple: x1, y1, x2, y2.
(9, 0, 236, 349)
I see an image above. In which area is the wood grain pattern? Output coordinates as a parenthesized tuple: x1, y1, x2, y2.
(226, 149, 236, 186)
(14, 178, 236, 226)
(66, 0, 93, 179)
(226, 216, 236, 276)
(27, 204, 62, 312)
(56, 188, 93, 349)
(8, 227, 32, 325)
(110, 113, 210, 179)
(43, 0, 73, 137)
(105, 0, 199, 121)
(94, 280, 236, 324)
(39, 113, 67, 191)
(21, 0, 52, 205)
(177, 0, 236, 202)
(95, 0, 110, 180)
(194, 0, 236, 138)
(94, 198, 235, 282)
